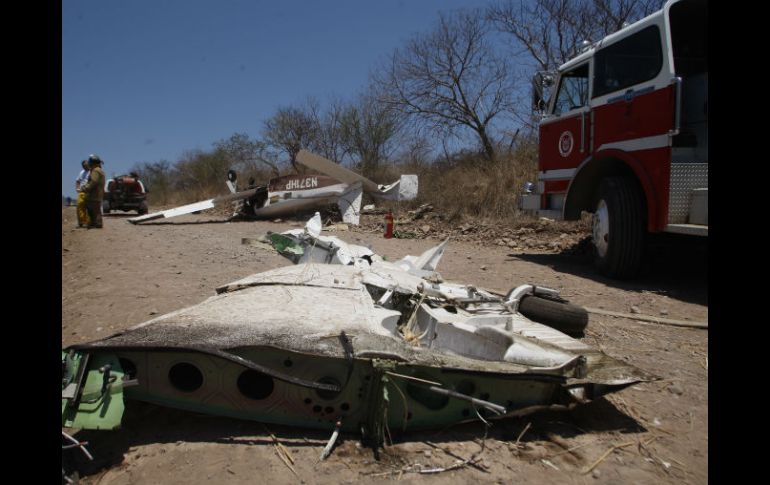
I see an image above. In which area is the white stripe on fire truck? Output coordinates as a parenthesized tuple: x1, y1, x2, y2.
(539, 134, 671, 181)
(597, 134, 670, 153)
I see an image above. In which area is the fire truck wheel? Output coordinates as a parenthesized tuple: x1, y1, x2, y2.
(138, 202, 148, 215)
(102, 200, 111, 214)
(593, 177, 644, 279)
(518, 295, 588, 337)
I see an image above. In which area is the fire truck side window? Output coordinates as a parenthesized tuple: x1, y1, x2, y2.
(552, 64, 589, 116)
(593, 25, 662, 98)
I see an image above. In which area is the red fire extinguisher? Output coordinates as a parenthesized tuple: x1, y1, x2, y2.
(384, 211, 394, 239)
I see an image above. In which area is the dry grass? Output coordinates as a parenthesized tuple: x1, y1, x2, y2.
(377, 143, 539, 224)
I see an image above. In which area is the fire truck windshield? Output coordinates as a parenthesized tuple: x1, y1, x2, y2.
(552, 64, 589, 115)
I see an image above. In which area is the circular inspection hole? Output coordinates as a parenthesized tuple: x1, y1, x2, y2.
(315, 377, 342, 401)
(237, 370, 274, 400)
(119, 358, 138, 379)
(340, 402, 350, 411)
(168, 363, 203, 392)
(304, 398, 313, 405)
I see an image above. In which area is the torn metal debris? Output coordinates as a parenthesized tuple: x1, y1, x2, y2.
(62, 215, 654, 447)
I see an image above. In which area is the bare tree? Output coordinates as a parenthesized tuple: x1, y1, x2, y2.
(378, 9, 515, 164)
(593, 0, 665, 36)
(340, 92, 401, 176)
(306, 96, 349, 165)
(263, 106, 318, 173)
(213, 132, 280, 178)
(487, 0, 665, 72)
(172, 148, 231, 200)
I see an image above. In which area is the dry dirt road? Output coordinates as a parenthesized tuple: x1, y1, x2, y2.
(61, 206, 707, 484)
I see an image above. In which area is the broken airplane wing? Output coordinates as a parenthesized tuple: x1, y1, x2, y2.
(63, 225, 654, 443)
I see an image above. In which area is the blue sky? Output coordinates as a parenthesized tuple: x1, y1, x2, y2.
(62, 0, 492, 197)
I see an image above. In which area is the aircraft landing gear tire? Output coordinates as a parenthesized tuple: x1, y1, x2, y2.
(518, 295, 588, 338)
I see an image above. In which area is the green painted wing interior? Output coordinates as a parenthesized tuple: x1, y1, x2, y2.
(62, 351, 126, 430)
(269, 233, 304, 255)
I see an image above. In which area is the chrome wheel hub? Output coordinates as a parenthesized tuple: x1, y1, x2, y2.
(592, 200, 609, 258)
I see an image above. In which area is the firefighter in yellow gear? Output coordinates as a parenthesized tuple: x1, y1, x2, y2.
(82, 154, 106, 229)
(75, 160, 90, 227)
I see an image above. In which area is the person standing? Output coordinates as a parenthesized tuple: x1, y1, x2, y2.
(75, 160, 90, 227)
(82, 154, 106, 229)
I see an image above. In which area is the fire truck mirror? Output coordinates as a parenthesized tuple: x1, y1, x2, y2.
(532, 94, 547, 113)
(532, 71, 555, 114)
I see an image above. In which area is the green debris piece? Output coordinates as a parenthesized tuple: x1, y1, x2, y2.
(61, 351, 126, 430)
(269, 233, 304, 256)
(362, 359, 398, 449)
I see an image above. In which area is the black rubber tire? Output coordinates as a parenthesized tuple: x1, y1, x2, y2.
(518, 295, 588, 337)
(593, 176, 645, 279)
(102, 200, 111, 213)
(138, 202, 148, 215)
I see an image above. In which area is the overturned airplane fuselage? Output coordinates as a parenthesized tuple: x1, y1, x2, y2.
(127, 150, 418, 226)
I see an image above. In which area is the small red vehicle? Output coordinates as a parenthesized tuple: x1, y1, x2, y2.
(103, 173, 148, 215)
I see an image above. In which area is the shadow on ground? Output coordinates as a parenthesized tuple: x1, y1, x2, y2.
(64, 397, 642, 479)
(513, 234, 708, 306)
(133, 219, 233, 226)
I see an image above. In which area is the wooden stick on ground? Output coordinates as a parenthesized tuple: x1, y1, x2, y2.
(545, 432, 587, 463)
(424, 441, 489, 473)
(515, 422, 531, 446)
(273, 448, 299, 477)
(581, 441, 636, 475)
(263, 425, 295, 464)
(585, 307, 708, 329)
(548, 438, 601, 459)
(263, 425, 298, 476)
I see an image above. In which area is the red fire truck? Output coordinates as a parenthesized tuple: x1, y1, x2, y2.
(521, 0, 707, 278)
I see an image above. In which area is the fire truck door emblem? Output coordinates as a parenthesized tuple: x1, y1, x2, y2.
(558, 131, 574, 157)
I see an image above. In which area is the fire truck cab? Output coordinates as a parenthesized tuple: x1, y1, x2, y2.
(521, 0, 707, 278)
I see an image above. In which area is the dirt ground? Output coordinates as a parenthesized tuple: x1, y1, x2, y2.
(61, 205, 708, 484)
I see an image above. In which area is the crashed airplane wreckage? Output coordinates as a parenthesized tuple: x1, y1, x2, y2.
(63, 216, 653, 446)
(127, 150, 418, 226)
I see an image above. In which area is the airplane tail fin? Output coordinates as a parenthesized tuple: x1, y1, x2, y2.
(338, 182, 363, 225)
(374, 174, 418, 201)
